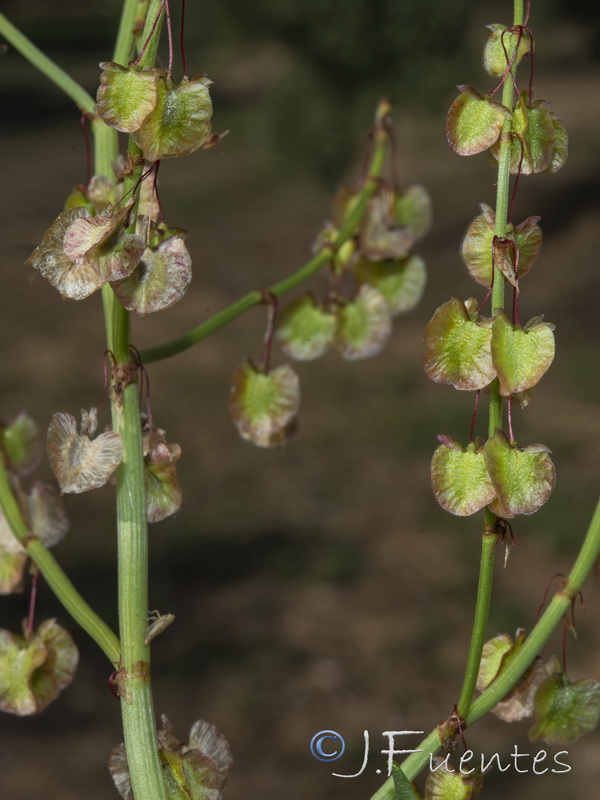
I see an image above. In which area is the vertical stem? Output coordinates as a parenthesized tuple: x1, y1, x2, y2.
(97, 1, 167, 799)
(455, 0, 525, 721)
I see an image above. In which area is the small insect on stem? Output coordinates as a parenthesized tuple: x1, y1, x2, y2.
(144, 610, 175, 645)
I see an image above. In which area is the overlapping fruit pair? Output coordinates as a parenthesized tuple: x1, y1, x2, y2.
(424, 22, 567, 519)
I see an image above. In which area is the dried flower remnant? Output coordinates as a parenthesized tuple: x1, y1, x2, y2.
(47, 408, 123, 494)
(27, 205, 144, 300)
(460, 204, 542, 288)
(109, 715, 232, 800)
(111, 235, 192, 315)
(142, 422, 182, 522)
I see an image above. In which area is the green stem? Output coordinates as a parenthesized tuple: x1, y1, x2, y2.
(455, 531, 496, 716)
(454, 0, 525, 722)
(113, 0, 148, 65)
(370, 495, 600, 799)
(0, 459, 120, 665)
(0, 12, 95, 114)
(140, 98, 392, 365)
(97, 2, 168, 799)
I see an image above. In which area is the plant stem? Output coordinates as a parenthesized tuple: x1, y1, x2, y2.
(0, 458, 120, 665)
(455, 531, 496, 716)
(113, 0, 148, 65)
(455, 0, 525, 721)
(96, 1, 168, 798)
(369, 495, 600, 799)
(0, 12, 96, 115)
(140, 98, 392, 365)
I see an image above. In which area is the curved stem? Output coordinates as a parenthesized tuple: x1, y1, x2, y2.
(369, 495, 600, 799)
(140, 98, 392, 365)
(0, 459, 120, 665)
(0, 12, 96, 114)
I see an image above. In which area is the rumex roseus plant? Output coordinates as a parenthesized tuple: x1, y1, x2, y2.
(0, 2, 599, 800)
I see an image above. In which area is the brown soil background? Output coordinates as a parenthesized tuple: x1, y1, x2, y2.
(1, 2, 600, 799)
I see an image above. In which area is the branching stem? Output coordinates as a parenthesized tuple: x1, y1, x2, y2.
(140, 98, 392, 364)
(0, 458, 120, 665)
(370, 495, 600, 799)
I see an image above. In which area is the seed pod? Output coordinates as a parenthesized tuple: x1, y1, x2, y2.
(334, 284, 392, 361)
(460, 204, 541, 288)
(529, 673, 600, 745)
(484, 429, 555, 518)
(96, 61, 161, 133)
(483, 24, 532, 78)
(360, 184, 432, 261)
(275, 295, 336, 361)
(446, 85, 511, 156)
(491, 312, 555, 396)
(133, 74, 213, 161)
(431, 436, 496, 517)
(229, 361, 300, 448)
(0, 412, 41, 476)
(423, 297, 495, 391)
(425, 757, 483, 800)
(490, 90, 568, 175)
(354, 253, 426, 317)
(0, 619, 78, 715)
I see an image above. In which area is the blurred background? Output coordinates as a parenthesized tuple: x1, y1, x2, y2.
(1, 1, 600, 798)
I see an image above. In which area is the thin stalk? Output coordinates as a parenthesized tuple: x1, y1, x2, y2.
(0, 12, 95, 114)
(455, 0, 524, 721)
(0, 458, 120, 665)
(141, 99, 391, 365)
(369, 495, 600, 799)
